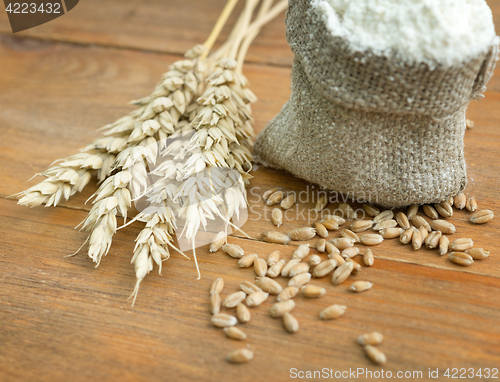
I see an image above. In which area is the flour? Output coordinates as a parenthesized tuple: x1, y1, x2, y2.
(315, 0, 497, 66)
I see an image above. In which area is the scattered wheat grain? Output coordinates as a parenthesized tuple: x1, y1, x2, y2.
(470, 209, 494, 224)
(224, 327, 247, 340)
(270, 300, 295, 318)
(449, 252, 474, 266)
(319, 304, 347, 320)
(301, 285, 326, 298)
(211, 313, 238, 327)
(277, 286, 299, 302)
(283, 312, 299, 333)
(226, 348, 253, 364)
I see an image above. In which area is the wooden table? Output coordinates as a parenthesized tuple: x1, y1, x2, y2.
(1, 1, 499, 381)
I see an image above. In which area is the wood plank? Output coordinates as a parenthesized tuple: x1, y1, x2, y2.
(0, 0, 292, 67)
(1, 35, 499, 279)
(1, 198, 499, 382)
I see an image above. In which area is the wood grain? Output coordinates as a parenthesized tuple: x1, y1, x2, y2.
(1, 1, 500, 380)
(0, 0, 292, 66)
(1, 198, 500, 382)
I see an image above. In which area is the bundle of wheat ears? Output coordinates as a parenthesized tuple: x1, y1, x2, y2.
(15, 0, 288, 305)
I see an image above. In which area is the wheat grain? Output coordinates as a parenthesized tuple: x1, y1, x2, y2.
(364, 345, 387, 365)
(288, 272, 312, 287)
(254, 257, 268, 277)
(261, 231, 290, 245)
(411, 215, 431, 232)
(449, 252, 474, 266)
(325, 242, 340, 256)
(349, 281, 373, 292)
(210, 294, 222, 315)
(423, 205, 439, 220)
(280, 193, 296, 209)
(283, 312, 299, 333)
(419, 226, 428, 241)
(224, 291, 247, 308)
(212, 313, 238, 327)
(240, 281, 262, 294)
(412, 228, 423, 250)
(321, 219, 340, 231)
(263, 187, 280, 201)
(245, 291, 269, 307)
(266, 190, 284, 205)
(342, 247, 360, 259)
(338, 203, 358, 219)
(395, 212, 411, 230)
(373, 210, 393, 223)
(226, 348, 253, 364)
(316, 238, 327, 252)
(363, 248, 374, 266)
(439, 235, 450, 256)
(314, 222, 329, 238)
(267, 250, 280, 266)
(470, 209, 494, 224)
(407, 205, 419, 220)
(466, 248, 489, 260)
(330, 238, 355, 250)
(270, 300, 295, 317)
(350, 220, 374, 233)
(332, 261, 354, 285)
(301, 285, 326, 298)
(224, 326, 247, 340)
(238, 254, 257, 268)
(329, 252, 346, 265)
(267, 259, 286, 278)
(236, 303, 251, 323)
(466, 197, 478, 212)
(357, 332, 383, 346)
(435, 201, 453, 218)
(277, 286, 299, 302)
(209, 231, 227, 252)
(380, 227, 404, 239)
(319, 304, 347, 320)
(289, 227, 316, 241)
(348, 259, 362, 274)
(314, 194, 329, 212)
(360, 234, 384, 246)
(425, 231, 442, 249)
(307, 254, 322, 266)
(373, 219, 398, 231)
(312, 259, 337, 278)
(281, 259, 302, 277)
(399, 227, 414, 245)
(449, 238, 474, 251)
(291, 244, 310, 260)
(454, 193, 466, 209)
(289, 263, 311, 277)
(271, 208, 283, 227)
(223, 243, 245, 259)
(362, 204, 380, 217)
(255, 276, 283, 294)
(210, 277, 225, 295)
(340, 229, 361, 243)
(430, 220, 456, 234)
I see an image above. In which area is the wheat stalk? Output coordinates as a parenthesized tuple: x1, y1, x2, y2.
(15, 0, 285, 305)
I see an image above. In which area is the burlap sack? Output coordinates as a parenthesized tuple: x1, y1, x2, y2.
(253, 0, 499, 208)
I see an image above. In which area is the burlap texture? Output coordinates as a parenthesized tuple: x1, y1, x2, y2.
(253, 0, 499, 208)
